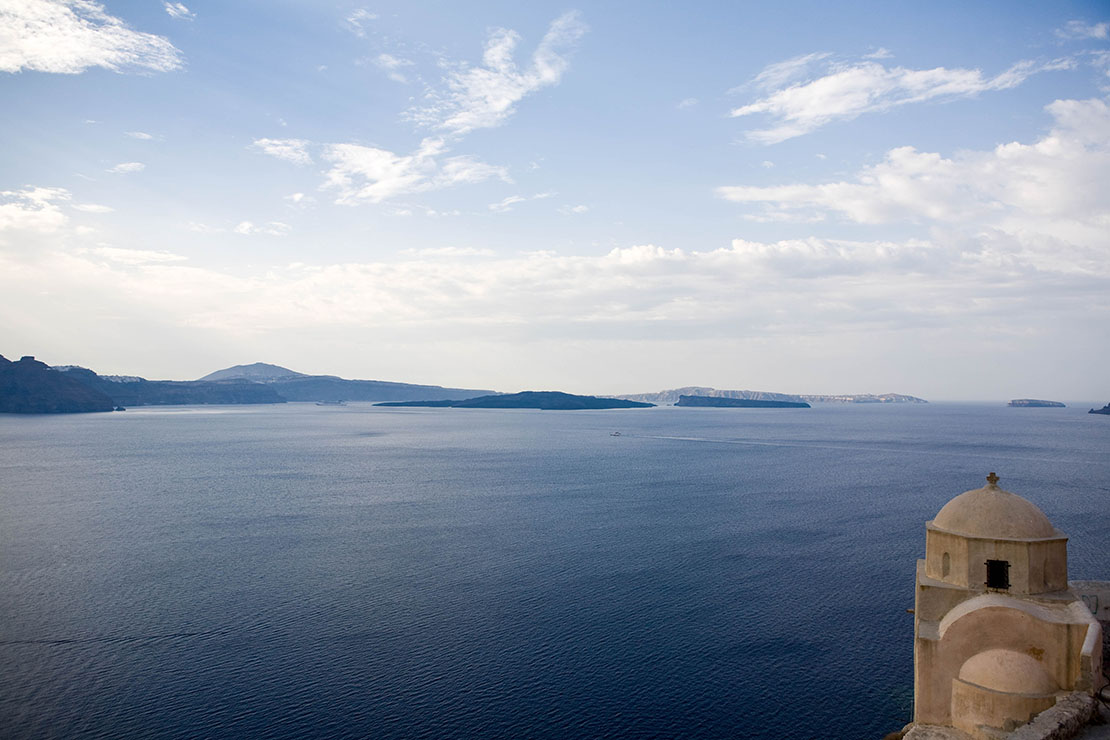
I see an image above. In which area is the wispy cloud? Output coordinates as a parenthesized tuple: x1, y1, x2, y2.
(731, 54, 1074, 143)
(345, 9, 377, 38)
(1056, 20, 1109, 40)
(0, 0, 183, 74)
(125, 131, 155, 140)
(73, 203, 113, 213)
(163, 2, 195, 21)
(252, 138, 313, 166)
(374, 53, 414, 83)
(558, 204, 589, 215)
(107, 162, 145, 174)
(408, 11, 587, 137)
(323, 137, 510, 205)
(233, 221, 291, 237)
(488, 192, 554, 212)
(88, 247, 185, 264)
(400, 246, 495, 258)
(677, 97, 698, 109)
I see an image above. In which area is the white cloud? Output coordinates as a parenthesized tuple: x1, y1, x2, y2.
(864, 48, 893, 60)
(489, 195, 526, 212)
(345, 9, 377, 38)
(558, 204, 589, 215)
(322, 137, 509, 204)
(107, 161, 145, 174)
(125, 131, 154, 139)
(731, 55, 1074, 143)
(719, 98, 1110, 236)
(408, 11, 587, 136)
(163, 2, 194, 21)
(0, 186, 70, 233)
(73, 203, 113, 213)
(1056, 20, 1109, 40)
(677, 97, 698, 109)
(89, 246, 185, 264)
(252, 138, 312, 166)
(233, 221, 291, 236)
(488, 192, 554, 212)
(374, 53, 414, 83)
(0, 0, 183, 74)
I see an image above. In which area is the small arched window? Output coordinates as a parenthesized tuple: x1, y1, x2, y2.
(942, 552, 951, 577)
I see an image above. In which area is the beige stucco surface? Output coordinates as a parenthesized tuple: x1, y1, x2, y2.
(911, 476, 1103, 739)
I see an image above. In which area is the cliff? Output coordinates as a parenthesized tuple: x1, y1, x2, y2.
(675, 395, 810, 408)
(1089, 403, 1110, 416)
(0, 355, 115, 413)
(618, 386, 927, 405)
(377, 391, 655, 410)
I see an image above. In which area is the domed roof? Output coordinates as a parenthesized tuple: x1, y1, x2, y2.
(958, 649, 1058, 694)
(931, 473, 1058, 539)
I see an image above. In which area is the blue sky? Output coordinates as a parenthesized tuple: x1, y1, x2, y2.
(1, 1, 1108, 399)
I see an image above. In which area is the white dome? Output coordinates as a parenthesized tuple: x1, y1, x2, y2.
(932, 474, 1057, 539)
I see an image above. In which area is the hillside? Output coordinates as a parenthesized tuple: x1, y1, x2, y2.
(198, 362, 307, 382)
(57, 367, 286, 406)
(0, 355, 115, 413)
(199, 362, 495, 402)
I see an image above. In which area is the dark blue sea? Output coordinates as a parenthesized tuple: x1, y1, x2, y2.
(1, 402, 1107, 739)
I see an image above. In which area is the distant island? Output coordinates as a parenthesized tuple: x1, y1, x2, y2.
(675, 395, 810, 408)
(2, 356, 497, 413)
(197, 362, 493, 403)
(377, 391, 654, 411)
(1008, 399, 1066, 408)
(617, 386, 926, 405)
(1090, 403, 1110, 416)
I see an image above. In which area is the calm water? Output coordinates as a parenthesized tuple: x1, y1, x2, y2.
(1, 403, 1107, 739)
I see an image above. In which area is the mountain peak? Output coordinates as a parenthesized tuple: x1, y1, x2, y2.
(197, 362, 306, 382)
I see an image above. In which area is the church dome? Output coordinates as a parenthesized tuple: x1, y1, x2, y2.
(932, 474, 1057, 539)
(958, 649, 1058, 695)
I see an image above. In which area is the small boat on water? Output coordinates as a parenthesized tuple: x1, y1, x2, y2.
(610, 431, 621, 436)
(316, 400, 346, 406)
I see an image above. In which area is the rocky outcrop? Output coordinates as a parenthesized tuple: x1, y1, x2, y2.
(1009, 399, 1066, 408)
(0, 355, 114, 413)
(1088, 403, 1110, 416)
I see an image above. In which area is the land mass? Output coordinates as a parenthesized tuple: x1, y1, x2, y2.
(0, 355, 115, 413)
(1008, 399, 1066, 408)
(57, 366, 286, 407)
(676, 395, 810, 408)
(377, 391, 655, 410)
(198, 362, 494, 403)
(617, 386, 927, 405)
(1090, 403, 1110, 416)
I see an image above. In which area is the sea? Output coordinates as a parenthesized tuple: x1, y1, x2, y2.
(1, 402, 1107, 739)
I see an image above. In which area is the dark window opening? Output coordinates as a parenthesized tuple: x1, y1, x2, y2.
(986, 559, 1010, 589)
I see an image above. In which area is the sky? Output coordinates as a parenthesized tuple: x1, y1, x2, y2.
(1, 0, 1108, 400)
